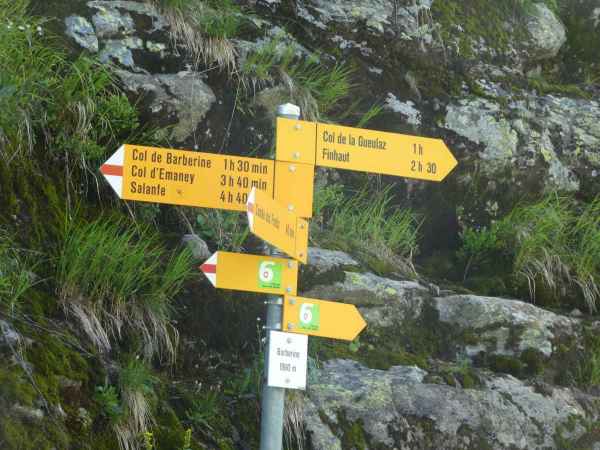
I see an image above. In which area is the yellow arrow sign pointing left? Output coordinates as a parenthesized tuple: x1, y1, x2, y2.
(283, 295, 367, 341)
(199, 251, 298, 296)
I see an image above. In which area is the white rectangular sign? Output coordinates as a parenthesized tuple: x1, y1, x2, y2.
(267, 330, 308, 390)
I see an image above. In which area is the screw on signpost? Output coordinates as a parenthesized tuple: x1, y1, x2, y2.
(259, 103, 301, 450)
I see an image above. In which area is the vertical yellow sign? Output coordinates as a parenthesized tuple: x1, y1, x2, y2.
(246, 187, 309, 263)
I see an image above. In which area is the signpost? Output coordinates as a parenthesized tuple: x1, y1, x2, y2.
(100, 102, 458, 450)
(199, 251, 298, 296)
(282, 295, 366, 341)
(246, 187, 309, 264)
(276, 117, 458, 182)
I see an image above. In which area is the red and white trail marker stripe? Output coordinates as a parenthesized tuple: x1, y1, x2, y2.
(199, 252, 217, 287)
(99, 145, 125, 198)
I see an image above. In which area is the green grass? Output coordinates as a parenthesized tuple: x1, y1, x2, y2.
(239, 37, 354, 119)
(153, 0, 244, 70)
(570, 197, 600, 312)
(459, 194, 600, 312)
(0, 0, 139, 168)
(116, 357, 159, 450)
(57, 217, 193, 361)
(312, 184, 420, 276)
(185, 389, 221, 430)
(0, 231, 36, 316)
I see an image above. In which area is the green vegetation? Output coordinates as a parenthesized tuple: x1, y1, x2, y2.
(185, 389, 221, 430)
(240, 38, 354, 120)
(312, 184, 420, 276)
(116, 358, 159, 450)
(196, 210, 248, 252)
(57, 218, 193, 361)
(0, 231, 37, 315)
(153, 0, 245, 70)
(0, 1, 139, 168)
(459, 194, 600, 312)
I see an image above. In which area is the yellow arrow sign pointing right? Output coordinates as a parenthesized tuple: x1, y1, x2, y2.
(283, 295, 367, 341)
(276, 118, 458, 182)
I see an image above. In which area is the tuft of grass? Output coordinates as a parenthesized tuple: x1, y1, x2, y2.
(570, 197, 600, 312)
(185, 389, 221, 430)
(152, 0, 243, 71)
(0, 231, 36, 316)
(57, 217, 193, 362)
(459, 194, 600, 312)
(284, 391, 306, 450)
(116, 358, 158, 450)
(505, 194, 573, 301)
(313, 184, 420, 277)
(239, 37, 354, 120)
(356, 103, 384, 128)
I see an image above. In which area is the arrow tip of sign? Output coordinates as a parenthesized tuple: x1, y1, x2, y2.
(199, 252, 218, 287)
(100, 145, 125, 197)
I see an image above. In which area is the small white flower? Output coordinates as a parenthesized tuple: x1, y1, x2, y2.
(18, 25, 25, 31)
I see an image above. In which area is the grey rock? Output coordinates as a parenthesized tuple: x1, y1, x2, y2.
(305, 359, 594, 450)
(385, 93, 422, 126)
(524, 3, 566, 60)
(444, 92, 600, 192)
(182, 234, 211, 261)
(302, 271, 429, 328)
(435, 295, 576, 357)
(91, 4, 135, 38)
(87, 1, 167, 32)
(0, 320, 21, 348)
(445, 97, 518, 170)
(299, 0, 392, 33)
(116, 70, 216, 142)
(306, 247, 360, 275)
(99, 37, 143, 67)
(12, 404, 44, 421)
(64, 15, 99, 52)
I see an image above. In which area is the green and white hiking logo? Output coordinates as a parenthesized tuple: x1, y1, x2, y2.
(299, 303, 320, 331)
(258, 260, 282, 289)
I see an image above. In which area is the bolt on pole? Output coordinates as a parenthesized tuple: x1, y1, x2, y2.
(259, 103, 301, 450)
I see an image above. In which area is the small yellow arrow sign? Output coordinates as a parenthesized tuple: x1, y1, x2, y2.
(283, 295, 367, 341)
(199, 251, 298, 296)
(276, 117, 457, 182)
(246, 187, 309, 264)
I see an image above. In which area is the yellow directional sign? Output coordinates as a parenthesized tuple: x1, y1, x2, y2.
(199, 251, 298, 295)
(100, 144, 274, 211)
(100, 144, 314, 217)
(247, 187, 309, 264)
(283, 295, 367, 341)
(276, 117, 457, 182)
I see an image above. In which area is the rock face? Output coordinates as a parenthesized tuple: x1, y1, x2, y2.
(524, 3, 567, 60)
(303, 359, 597, 450)
(435, 294, 577, 358)
(298, 250, 599, 449)
(116, 70, 216, 142)
(64, 0, 213, 143)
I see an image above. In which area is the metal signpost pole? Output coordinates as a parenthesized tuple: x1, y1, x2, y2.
(259, 103, 301, 450)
